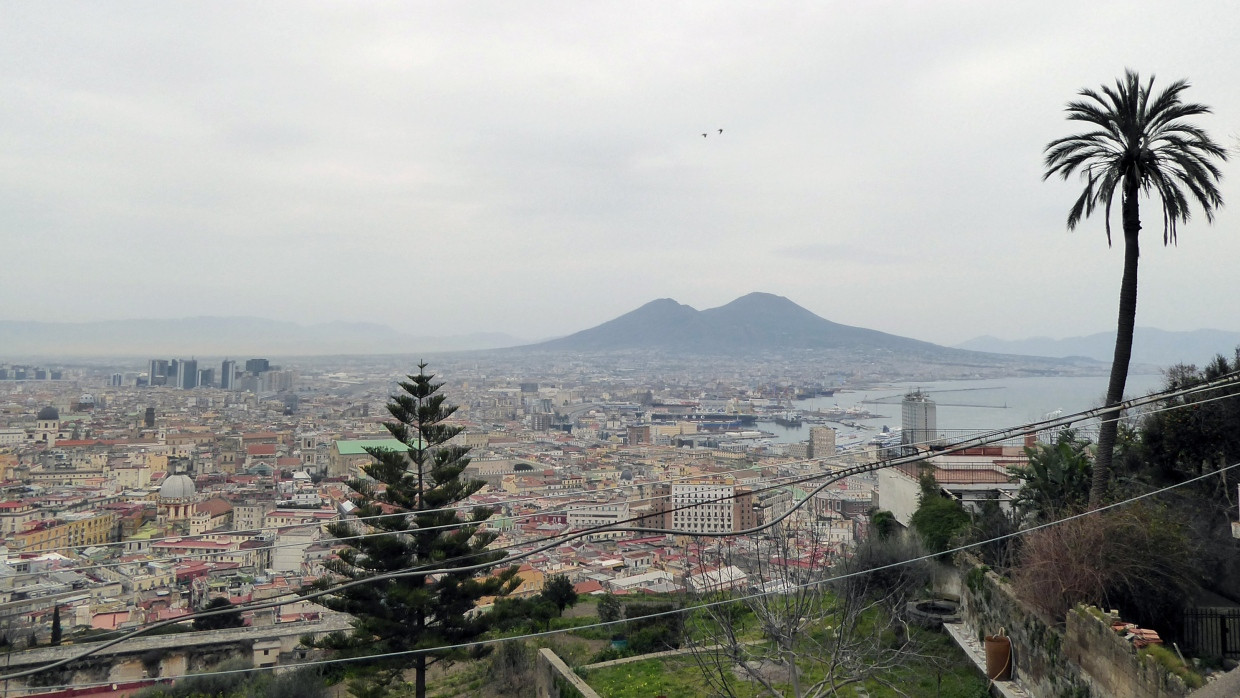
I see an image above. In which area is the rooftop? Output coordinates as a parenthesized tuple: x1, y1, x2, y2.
(334, 438, 412, 455)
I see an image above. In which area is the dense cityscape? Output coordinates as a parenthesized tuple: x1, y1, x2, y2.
(6, 2, 1240, 697)
(0, 351, 1053, 692)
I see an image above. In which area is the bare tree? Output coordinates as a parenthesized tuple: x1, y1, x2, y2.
(684, 520, 931, 698)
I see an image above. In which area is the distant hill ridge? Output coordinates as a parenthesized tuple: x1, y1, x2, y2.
(957, 328, 1240, 367)
(0, 317, 523, 357)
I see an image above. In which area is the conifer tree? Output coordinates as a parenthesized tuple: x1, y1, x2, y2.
(50, 605, 62, 646)
(311, 363, 517, 698)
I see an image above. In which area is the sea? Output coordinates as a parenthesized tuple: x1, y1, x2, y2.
(764, 373, 1168, 445)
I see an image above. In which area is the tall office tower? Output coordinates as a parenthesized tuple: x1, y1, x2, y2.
(901, 390, 937, 447)
(197, 368, 214, 388)
(144, 407, 156, 428)
(220, 360, 236, 390)
(176, 359, 199, 389)
(809, 426, 837, 459)
(110, 373, 124, 387)
(148, 360, 169, 386)
(245, 358, 270, 375)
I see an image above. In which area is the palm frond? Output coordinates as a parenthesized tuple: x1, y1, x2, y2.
(1044, 70, 1226, 246)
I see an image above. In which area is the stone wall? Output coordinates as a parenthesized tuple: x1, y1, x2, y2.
(1065, 608, 1191, 698)
(5, 617, 350, 694)
(955, 559, 1091, 698)
(953, 555, 1193, 698)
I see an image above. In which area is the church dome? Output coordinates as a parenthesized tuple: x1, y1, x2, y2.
(37, 406, 59, 421)
(159, 474, 196, 500)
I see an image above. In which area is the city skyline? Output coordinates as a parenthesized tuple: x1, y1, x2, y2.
(3, 2, 1239, 347)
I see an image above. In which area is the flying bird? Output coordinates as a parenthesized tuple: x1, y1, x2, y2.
(718, 128, 723, 134)
(701, 133, 708, 138)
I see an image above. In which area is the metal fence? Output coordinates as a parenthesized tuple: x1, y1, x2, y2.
(1182, 607, 1240, 659)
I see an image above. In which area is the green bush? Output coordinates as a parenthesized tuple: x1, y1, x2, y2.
(911, 493, 969, 553)
(1141, 644, 1204, 689)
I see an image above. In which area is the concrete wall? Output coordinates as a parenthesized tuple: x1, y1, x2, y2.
(535, 647, 600, 698)
(876, 467, 920, 526)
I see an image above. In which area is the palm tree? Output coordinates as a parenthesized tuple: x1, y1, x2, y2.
(1044, 70, 1227, 509)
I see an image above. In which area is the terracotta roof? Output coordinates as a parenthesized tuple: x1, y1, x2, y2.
(196, 498, 234, 517)
(574, 580, 604, 594)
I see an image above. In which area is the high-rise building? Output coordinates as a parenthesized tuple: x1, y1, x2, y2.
(245, 358, 270, 375)
(144, 407, 156, 428)
(901, 390, 937, 447)
(176, 359, 198, 390)
(809, 426, 837, 460)
(197, 368, 214, 388)
(220, 360, 236, 390)
(626, 425, 652, 446)
(148, 360, 169, 386)
(110, 373, 124, 387)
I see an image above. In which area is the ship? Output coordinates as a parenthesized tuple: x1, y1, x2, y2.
(773, 410, 803, 428)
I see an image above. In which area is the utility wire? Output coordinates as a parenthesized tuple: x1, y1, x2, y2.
(18, 456, 1240, 693)
(18, 368, 1238, 561)
(9, 374, 1240, 681)
(5, 373, 1236, 600)
(9, 372, 1240, 675)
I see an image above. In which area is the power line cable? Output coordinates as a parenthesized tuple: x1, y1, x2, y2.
(18, 455, 1240, 692)
(11, 372, 1240, 670)
(5, 372, 1235, 601)
(20, 368, 1238, 560)
(10, 375, 1238, 681)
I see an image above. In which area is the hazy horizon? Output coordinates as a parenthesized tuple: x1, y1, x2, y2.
(4, 2, 1239, 347)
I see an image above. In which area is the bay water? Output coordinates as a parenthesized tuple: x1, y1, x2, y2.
(766, 373, 1168, 444)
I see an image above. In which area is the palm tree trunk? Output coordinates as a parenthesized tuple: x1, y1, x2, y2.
(1090, 178, 1141, 509)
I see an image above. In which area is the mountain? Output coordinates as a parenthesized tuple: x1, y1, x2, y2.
(0, 318, 525, 357)
(956, 328, 1240, 367)
(524, 292, 1041, 361)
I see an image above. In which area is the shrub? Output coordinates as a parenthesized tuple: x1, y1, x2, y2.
(910, 494, 969, 554)
(1012, 502, 1199, 627)
(488, 641, 536, 695)
(834, 533, 929, 610)
(598, 593, 623, 623)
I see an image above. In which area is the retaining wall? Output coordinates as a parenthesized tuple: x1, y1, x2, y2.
(536, 647, 601, 698)
(953, 556, 1192, 698)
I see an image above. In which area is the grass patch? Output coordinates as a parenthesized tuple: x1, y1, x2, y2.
(585, 656, 760, 698)
(584, 622, 990, 697)
(1140, 645, 1204, 689)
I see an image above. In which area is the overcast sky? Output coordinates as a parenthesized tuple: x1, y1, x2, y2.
(3, 1, 1238, 346)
